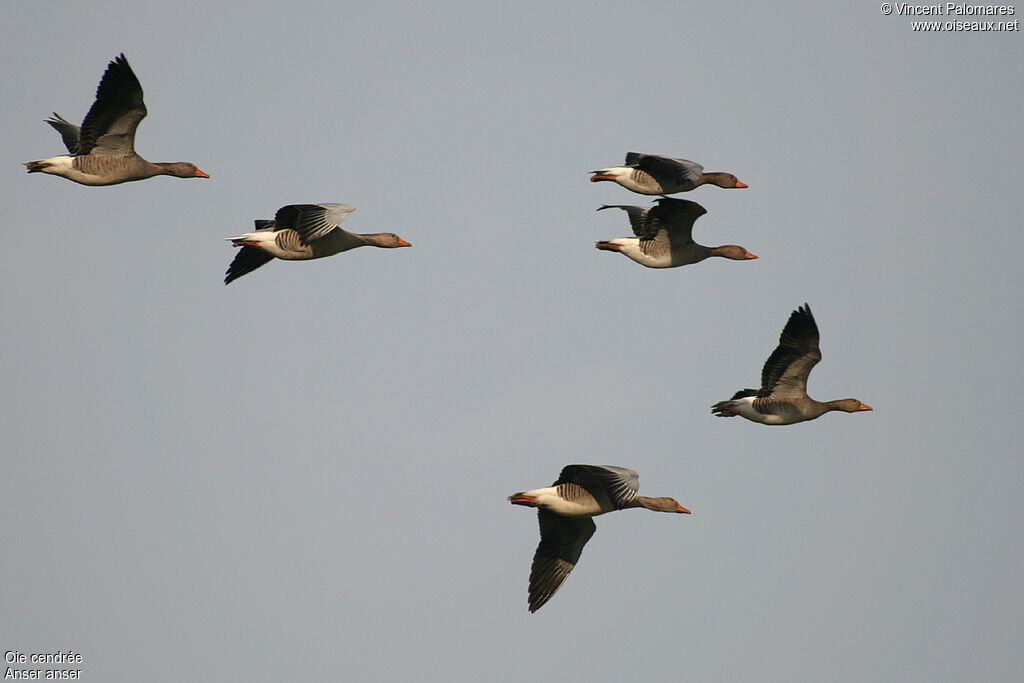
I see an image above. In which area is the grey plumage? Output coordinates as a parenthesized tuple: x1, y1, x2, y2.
(529, 511, 595, 613)
(510, 464, 689, 612)
(275, 203, 357, 243)
(24, 53, 208, 185)
(554, 464, 640, 511)
(224, 203, 410, 285)
(757, 304, 822, 403)
(711, 304, 873, 424)
(624, 152, 705, 190)
(75, 54, 146, 157)
(596, 197, 755, 268)
(45, 113, 81, 154)
(590, 152, 746, 194)
(598, 197, 707, 242)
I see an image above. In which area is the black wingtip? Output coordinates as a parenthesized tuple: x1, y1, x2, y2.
(795, 303, 814, 321)
(730, 388, 758, 400)
(654, 196, 707, 214)
(224, 246, 274, 285)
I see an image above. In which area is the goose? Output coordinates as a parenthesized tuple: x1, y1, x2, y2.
(224, 203, 410, 284)
(509, 464, 690, 612)
(24, 54, 208, 186)
(590, 152, 746, 195)
(595, 197, 757, 268)
(712, 304, 872, 425)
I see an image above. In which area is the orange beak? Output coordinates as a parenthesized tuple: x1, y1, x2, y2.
(744, 251, 758, 259)
(858, 403, 873, 411)
(194, 168, 210, 178)
(397, 238, 411, 247)
(734, 180, 748, 188)
(677, 504, 691, 514)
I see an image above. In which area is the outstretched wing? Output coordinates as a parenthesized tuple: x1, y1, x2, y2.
(45, 113, 81, 154)
(527, 510, 597, 612)
(647, 197, 707, 242)
(759, 303, 822, 399)
(596, 204, 649, 238)
(224, 247, 274, 285)
(274, 203, 356, 244)
(78, 54, 147, 156)
(555, 464, 639, 510)
(627, 153, 703, 186)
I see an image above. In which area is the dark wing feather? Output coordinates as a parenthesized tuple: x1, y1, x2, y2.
(596, 204, 649, 238)
(275, 203, 355, 244)
(730, 388, 759, 400)
(555, 464, 639, 510)
(45, 113, 81, 154)
(78, 54, 147, 156)
(647, 197, 707, 242)
(527, 510, 596, 612)
(759, 303, 822, 399)
(224, 246, 275, 285)
(629, 153, 703, 185)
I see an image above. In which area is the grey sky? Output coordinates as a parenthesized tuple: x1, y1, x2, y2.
(2, 2, 1022, 681)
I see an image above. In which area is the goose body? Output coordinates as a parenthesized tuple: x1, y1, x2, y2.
(595, 198, 756, 268)
(711, 304, 872, 425)
(224, 203, 410, 284)
(509, 464, 690, 612)
(24, 54, 208, 186)
(590, 152, 746, 195)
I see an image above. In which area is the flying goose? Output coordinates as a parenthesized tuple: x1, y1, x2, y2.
(712, 304, 872, 425)
(509, 464, 690, 612)
(595, 197, 757, 268)
(224, 203, 410, 284)
(590, 152, 746, 195)
(24, 54, 208, 185)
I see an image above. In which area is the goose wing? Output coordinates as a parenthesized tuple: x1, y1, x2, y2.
(45, 113, 81, 154)
(555, 464, 639, 510)
(274, 203, 356, 244)
(648, 197, 707, 243)
(759, 303, 822, 399)
(224, 247, 274, 285)
(596, 204, 650, 238)
(78, 54, 147, 156)
(626, 153, 703, 186)
(527, 510, 596, 612)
